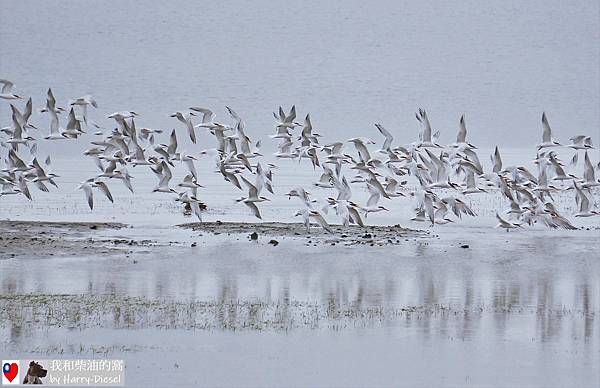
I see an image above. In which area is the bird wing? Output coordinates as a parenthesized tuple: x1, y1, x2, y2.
(244, 201, 262, 219)
(491, 146, 502, 173)
(366, 182, 380, 207)
(0, 79, 14, 94)
(189, 107, 214, 124)
(186, 118, 197, 144)
(375, 123, 393, 151)
(168, 129, 178, 156)
(241, 176, 259, 198)
(95, 181, 114, 202)
(457, 115, 467, 143)
(541, 112, 552, 143)
(81, 183, 93, 209)
(419, 109, 432, 143)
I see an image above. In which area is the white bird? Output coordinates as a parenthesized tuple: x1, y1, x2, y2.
(374, 123, 393, 153)
(573, 182, 599, 217)
(174, 152, 198, 180)
(273, 105, 301, 129)
(108, 111, 139, 120)
(0, 79, 23, 99)
(451, 115, 476, 149)
(294, 209, 311, 232)
(347, 137, 372, 164)
(77, 179, 113, 210)
(537, 112, 561, 149)
(286, 187, 316, 208)
(152, 161, 177, 193)
(415, 109, 440, 148)
(170, 111, 197, 144)
(314, 165, 335, 188)
(40, 88, 66, 114)
(70, 95, 98, 124)
(495, 212, 521, 231)
(581, 151, 600, 188)
(362, 182, 390, 217)
(239, 176, 270, 203)
(568, 135, 594, 150)
(274, 137, 298, 159)
(44, 109, 65, 140)
(309, 210, 333, 233)
(78, 179, 95, 210)
(190, 107, 229, 131)
(178, 174, 203, 193)
(461, 170, 486, 195)
(218, 161, 242, 190)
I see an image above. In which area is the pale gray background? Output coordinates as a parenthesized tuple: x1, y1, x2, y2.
(1, 0, 598, 152)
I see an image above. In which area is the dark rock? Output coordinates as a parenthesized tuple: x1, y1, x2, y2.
(250, 232, 258, 240)
(90, 225, 98, 230)
(362, 233, 372, 239)
(268, 239, 279, 246)
(460, 244, 469, 249)
(191, 242, 197, 247)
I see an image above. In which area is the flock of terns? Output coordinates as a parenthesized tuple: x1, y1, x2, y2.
(1, 78, 599, 233)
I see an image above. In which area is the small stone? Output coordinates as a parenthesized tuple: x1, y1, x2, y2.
(362, 233, 372, 239)
(250, 232, 258, 240)
(191, 242, 197, 247)
(460, 244, 469, 249)
(268, 239, 279, 246)
(90, 225, 98, 230)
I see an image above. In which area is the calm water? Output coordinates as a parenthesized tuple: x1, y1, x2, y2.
(0, 226, 599, 386)
(1, 0, 599, 154)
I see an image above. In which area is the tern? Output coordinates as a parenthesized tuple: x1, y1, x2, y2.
(190, 107, 229, 131)
(537, 112, 562, 149)
(309, 210, 333, 233)
(170, 111, 197, 144)
(40, 89, 66, 114)
(70, 95, 98, 124)
(0, 79, 23, 99)
(495, 212, 521, 231)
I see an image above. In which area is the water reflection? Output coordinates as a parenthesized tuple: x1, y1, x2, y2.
(1, 236, 597, 350)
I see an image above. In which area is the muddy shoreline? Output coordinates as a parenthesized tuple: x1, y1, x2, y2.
(179, 221, 429, 246)
(0, 220, 429, 260)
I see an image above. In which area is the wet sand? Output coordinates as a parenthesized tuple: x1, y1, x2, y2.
(0, 219, 428, 261)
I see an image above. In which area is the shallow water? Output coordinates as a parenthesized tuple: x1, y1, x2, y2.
(1, 225, 598, 386)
